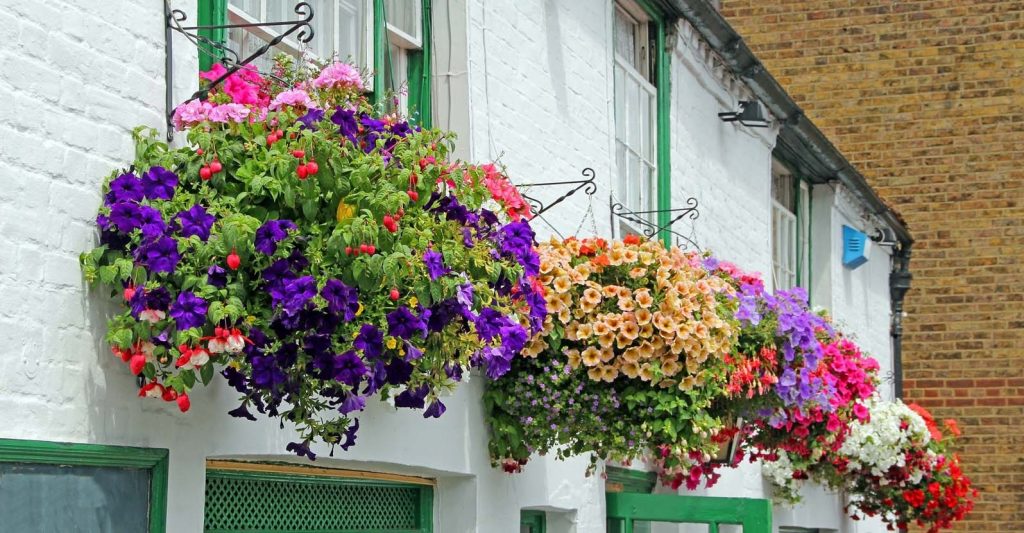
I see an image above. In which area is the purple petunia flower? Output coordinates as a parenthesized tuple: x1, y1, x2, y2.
(277, 275, 317, 314)
(177, 204, 216, 241)
(423, 249, 449, 280)
(423, 399, 446, 418)
(169, 291, 207, 330)
(297, 108, 325, 130)
(340, 392, 365, 414)
(353, 324, 384, 359)
(143, 236, 180, 273)
(333, 350, 368, 388)
(138, 205, 167, 239)
(107, 173, 144, 204)
(321, 279, 359, 319)
(254, 219, 297, 255)
(331, 106, 358, 142)
(141, 166, 178, 200)
(207, 265, 227, 288)
(339, 418, 360, 450)
(394, 385, 428, 409)
(286, 440, 316, 460)
(386, 307, 427, 340)
(385, 357, 414, 386)
(228, 402, 257, 421)
(108, 202, 143, 233)
(456, 283, 474, 308)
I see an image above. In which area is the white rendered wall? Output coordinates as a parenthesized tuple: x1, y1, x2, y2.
(0, 0, 896, 532)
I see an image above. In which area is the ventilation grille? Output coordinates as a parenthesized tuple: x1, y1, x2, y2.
(204, 471, 428, 532)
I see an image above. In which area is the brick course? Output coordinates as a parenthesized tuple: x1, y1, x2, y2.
(720, 1, 1024, 530)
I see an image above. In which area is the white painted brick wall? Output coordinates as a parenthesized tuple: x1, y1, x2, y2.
(0, 0, 895, 531)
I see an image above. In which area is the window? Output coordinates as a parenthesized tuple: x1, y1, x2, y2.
(520, 510, 546, 533)
(771, 162, 811, 291)
(613, 0, 659, 232)
(0, 438, 169, 533)
(199, 0, 432, 123)
(203, 461, 433, 532)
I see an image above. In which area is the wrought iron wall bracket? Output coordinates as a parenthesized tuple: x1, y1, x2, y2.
(164, 1, 315, 141)
(517, 168, 598, 217)
(610, 198, 702, 250)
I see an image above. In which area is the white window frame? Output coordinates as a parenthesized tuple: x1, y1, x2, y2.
(613, 0, 658, 235)
(771, 162, 811, 291)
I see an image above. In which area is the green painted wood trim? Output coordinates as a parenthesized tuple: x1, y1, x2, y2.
(206, 467, 433, 532)
(197, 0, 229, 71)
(521, 510, 546, 533)
(372, 0, 388, 107)
(635, 0, 672, 246)
(406, 0, 432, 127)
(0, 438, 169, 533)
(606, 492, 772, 533)
(606, 466, 657, 494)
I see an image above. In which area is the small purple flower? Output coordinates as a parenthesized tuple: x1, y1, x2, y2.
(278, 276, 317, 314)
(141, 166, 178, 200)
(143, 236, 180, 273)
(321, 279, 359, 319)
(423, 249, 449, 280)
(331, 106, 358, 142)
(108, 202, 142, 233)
(394, 385, 428, 409)
(423, 399, 446, 418)
(138, 205, 166, 239)
(339, 418, 359, 450)
(297, 108, 325, 130)
(353, 324, 384, 359)
(456, 283, 474, 308)
(340, 392, 365, 414)
(228, 402, 257, 421)
(386, 306, 426, 340)
(254, 219, 297, 255)
(169, 291, 207, 330)
(207, 265, 227, 287)
(286, 440, 316, 460)
(107, 173, 144, 204)
(177, 204, 216, 241)
(334, 350, 368, 388)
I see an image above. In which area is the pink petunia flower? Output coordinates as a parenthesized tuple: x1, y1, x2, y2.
(269, 88, 313, 110)
(313, 62, 364, 90)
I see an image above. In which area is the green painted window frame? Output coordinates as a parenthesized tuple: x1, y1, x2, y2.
(605, 466, 657, 494)
(204, 466, 434, 533)
(196, 0, 431, 126)
(520, 510, 546, 533)
(606, 492, 771, 533)
(0, 438, 169, 533)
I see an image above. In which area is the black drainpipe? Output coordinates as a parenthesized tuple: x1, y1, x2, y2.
(890, 243, 913, 399)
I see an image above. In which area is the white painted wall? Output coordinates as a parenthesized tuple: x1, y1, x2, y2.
(0, 0, 896, 531)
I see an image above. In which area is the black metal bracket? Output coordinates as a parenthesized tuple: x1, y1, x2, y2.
(164, 1, 315, 141)
(610, 197, 702, 250)
(517, 168, 598, 217)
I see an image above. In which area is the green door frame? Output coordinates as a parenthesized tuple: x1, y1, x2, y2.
(0, 438, 169, 533)
(607, 492, 772, 533)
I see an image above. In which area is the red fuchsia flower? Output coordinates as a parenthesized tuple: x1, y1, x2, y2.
(174, 344, 210, 370)
(138, 381, 165, 399)
(161, 387, 178, 402)
(138, 307, 166, 324)
(176, 393, 191, 413)
(123, 284, 136, 301)
(204, 327, 249, 354)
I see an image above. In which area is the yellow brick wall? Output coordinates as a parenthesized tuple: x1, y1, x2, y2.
(720, 1, 1024, 530)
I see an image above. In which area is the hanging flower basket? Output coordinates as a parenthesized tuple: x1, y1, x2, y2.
(81, 58, 544, 458)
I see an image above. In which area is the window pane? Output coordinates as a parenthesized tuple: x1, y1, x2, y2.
(627, 76, 641, 147)
(270, 0, 334, 57)
(384, 0, 421, 44)
(616, 143, 627, 199)
(646, 91, 657, 161)
(614, 8, 636, 64)
(0, 463, 151, 532)
(337, 0, 367, 65)
(229, 0, 260, 19)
